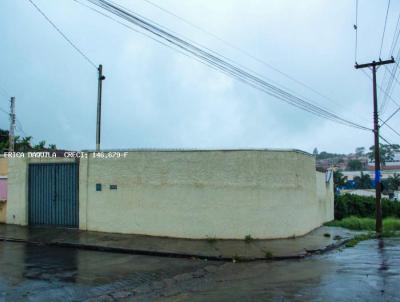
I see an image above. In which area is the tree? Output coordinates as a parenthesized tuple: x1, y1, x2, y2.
(316, 151, 345, 160)
(33, 140, 46, 150)
(15, 136, 32, 152)
(368, 144, 400, 166)
(313, 148, 319, 156)
(393, 173, 400, 190)
(334, 170, 347, 190)
(355, 147, 365, 156)
(347, 159, 363, 171)
(48, 144, 57, 150)
(384, 173, 400, 191)
(353, 172, 372, 189)
(0, 129, 9, 153)
(0, 128, 57, 153)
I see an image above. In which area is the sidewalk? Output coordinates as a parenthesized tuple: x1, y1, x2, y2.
(0, 224, 358, 261)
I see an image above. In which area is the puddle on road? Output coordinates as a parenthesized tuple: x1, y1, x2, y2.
(0, 241, 204, 301)
(0, 238, 399, 302)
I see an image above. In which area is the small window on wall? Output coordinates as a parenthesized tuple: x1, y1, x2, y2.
(96, 184, 102, 191)
(110, 185, 117, 190)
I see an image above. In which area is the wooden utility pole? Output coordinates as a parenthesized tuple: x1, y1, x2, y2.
(9, 97, 16, 152)
(355, 57, 395, 234)
(96, 64, 106, 151)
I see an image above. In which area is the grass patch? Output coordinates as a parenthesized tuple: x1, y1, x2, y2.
(383, 217, 400, 232)
(325, 216, 400, 232)
(325, 217, 400, 248)
(345, 233, 375, 247)
(344, 231, 400, 248)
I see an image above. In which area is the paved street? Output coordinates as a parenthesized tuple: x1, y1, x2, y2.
(0, 238, 399, 302)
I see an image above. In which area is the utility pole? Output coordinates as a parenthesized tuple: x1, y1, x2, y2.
(355, 57, 395, 234)
(9, 97, 16, 152)
(96, 64, 106, 151)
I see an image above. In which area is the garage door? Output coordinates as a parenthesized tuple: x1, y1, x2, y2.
(28, 163, 78, 227)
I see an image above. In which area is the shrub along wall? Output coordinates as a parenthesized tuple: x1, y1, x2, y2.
(335, 194, 400, 220)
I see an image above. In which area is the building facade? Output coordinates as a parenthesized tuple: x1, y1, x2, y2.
(5, 149, 334, 239)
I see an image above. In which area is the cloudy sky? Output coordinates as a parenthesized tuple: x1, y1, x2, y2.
(0, 0, 399, 153)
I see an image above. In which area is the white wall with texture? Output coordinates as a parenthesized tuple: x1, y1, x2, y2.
(79, 150, 333, 239)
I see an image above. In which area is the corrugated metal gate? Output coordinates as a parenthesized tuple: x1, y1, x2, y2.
(28, 163, 78, 227)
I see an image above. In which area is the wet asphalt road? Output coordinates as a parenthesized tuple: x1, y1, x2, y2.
(0, 238, 399, 302)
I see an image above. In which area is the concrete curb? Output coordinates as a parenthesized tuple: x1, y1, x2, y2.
(0, 235, 352, 262)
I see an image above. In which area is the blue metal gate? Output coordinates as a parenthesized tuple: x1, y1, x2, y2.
(28, 163, 78, 227)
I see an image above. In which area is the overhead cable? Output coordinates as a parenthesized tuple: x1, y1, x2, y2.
(80, 0, 371, 131)
(354, 0, 359, 63)
(140, 0, 348, 114)
(379, 0, 391, 58)
(381, 106, 400, 126)
(28, 0, 97, 69)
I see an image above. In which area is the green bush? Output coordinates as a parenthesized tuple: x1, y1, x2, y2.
(335, 194, 400, 220)
(383, 217, 400, 231)
(325, 217, 375, 230)
(326, 216, 400, 232)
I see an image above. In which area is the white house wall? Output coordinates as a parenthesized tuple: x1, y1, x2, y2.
(5, 150, 334, 239)
(80, 150, 333, 239)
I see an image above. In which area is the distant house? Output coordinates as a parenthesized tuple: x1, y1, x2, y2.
(340, 189, 376, 197)
(389, 191, 400, 202)
(367, 152, 400, 171)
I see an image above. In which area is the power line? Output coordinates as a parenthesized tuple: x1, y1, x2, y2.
(359, 59, 399, 117)
(389, 12, 400, 57)
(79, 0, 369, 125)
(1, 104, 26, 135)
(0, 107, 8, 116)
(380, 34, 400, 114)
(380, 58, 399, 114)
(382, 65, 400, 110)
(360, 68, 400, 112)
(382, 120, 400, 138)
(0, 84, 10, 97)
(379, 12, 400, 97)
(16, 120, 27, 136)
(28, 0, 97, 69)
(354, 0, 359, 63)
(80, 0, 371, 131)
(72, 0, 218, 62)
(379, 134, 398, 147)
(381, 105, 400, 126)
(138, 0, 355, 117)
(379, 0, 391, 58)
(378, 2, 399, 114)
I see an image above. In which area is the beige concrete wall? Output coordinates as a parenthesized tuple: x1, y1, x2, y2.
(6, 150, 334, 239)
(7, 157, 28, 225)
(80, 150, 334, 239)
(316, 171, 334, 224)
(6, 156, 76, 225)
(0, 157, 7, 176)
